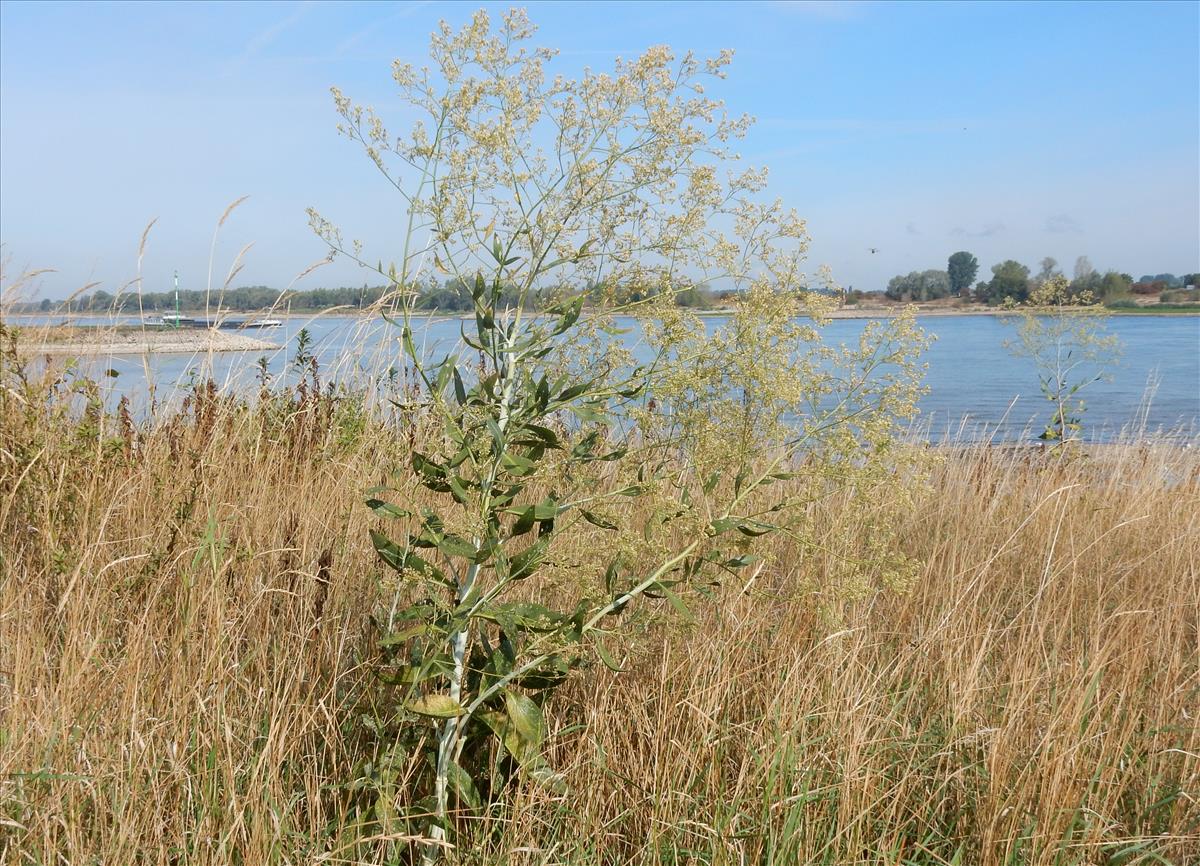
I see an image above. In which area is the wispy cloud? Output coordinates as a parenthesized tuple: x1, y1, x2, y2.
(1044, 213, 1083, 234)
(906, 222, 921, 236)
(333, 1, 434, 58)
(951, 222, 1006, 238)
(228, 0, 316, 68)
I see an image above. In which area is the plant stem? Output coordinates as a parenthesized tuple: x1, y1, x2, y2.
(427, 313, 521, 862)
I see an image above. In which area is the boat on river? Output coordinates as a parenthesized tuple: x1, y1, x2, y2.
(146, 313, 196, 327)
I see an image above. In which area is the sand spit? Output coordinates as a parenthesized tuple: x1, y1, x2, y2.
(15, 326, 279, 356)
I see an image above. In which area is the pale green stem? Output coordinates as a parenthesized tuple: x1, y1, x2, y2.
(428, 317, 521, 860)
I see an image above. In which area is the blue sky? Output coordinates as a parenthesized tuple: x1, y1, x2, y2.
(1, 0, 1196, 299)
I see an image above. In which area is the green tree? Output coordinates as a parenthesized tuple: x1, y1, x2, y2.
(1139, 273, 1182, 288)
(947, 251, 978, 297)
(1098, 271, 1132, 301)
(885, 269, 951, 301)
(88, 289, 114, 311)
(979, 260, 1031, 305)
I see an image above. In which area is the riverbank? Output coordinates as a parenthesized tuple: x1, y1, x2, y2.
(12, 324, 279, 355)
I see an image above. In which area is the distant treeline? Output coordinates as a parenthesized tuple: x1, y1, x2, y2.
(877, 251, 1198, 307)
(16, 279, 723, 314)
(26, 258, 1192, 315)
(22, 284, 394, 314)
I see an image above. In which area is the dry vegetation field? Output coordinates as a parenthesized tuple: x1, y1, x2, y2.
(1, 339, 1197, 866)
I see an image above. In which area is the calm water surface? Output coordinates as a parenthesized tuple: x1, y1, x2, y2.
(10, 313, 1199, 442)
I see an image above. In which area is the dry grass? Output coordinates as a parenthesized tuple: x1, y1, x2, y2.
(1, 347, 1197, 865)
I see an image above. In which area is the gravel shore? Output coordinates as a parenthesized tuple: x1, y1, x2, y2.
(16, 327, 279, 355)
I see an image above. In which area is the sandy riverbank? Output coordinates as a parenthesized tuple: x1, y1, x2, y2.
(828, 306, 1000, 318)
(15, 326, 280, 355)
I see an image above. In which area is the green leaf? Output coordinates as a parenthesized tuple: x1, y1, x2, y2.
(448, 475, 470, 505)
(509, 537, 550, 580)
(486, 418, 504, 451)
(524, 423, 561, 448)
(433, 362, 453, 396)
(500, 451, 537, 475)
(447, 758, 482, 809)
(366, 498, 411, 519)
(551, 296, 584, 336)
(406, 693, 464, 718)
(531, 499, 559, 520)
(371, 530, 449, 585)
(461, 324, 486, 351)
(707, 517, 739, 535)
(510, 506, 537, 537)
(452, 366, 467, 405)
(658, 585, 693, 621)
(509, 499, 558, 537)
(377, 624, 427, 648)
(482, 644, 514, 689)
(735, 521, 774, 538)
(570, 430, 599, 458)
(568, 404, 607, 424)
(558, 382, 592, 402)
(478, 709, 508, 740)
(594, 640, 624, 672)
(603, 560, 619, 594)
(503, 691, 545, 766)
(370, 529, 408, 571)
(540, 256, 571, 272)
(411, 452, 450, 492)
(580, 509, 618, 531)
(477, 601, 565, 631)
(436, 534, 477, 560)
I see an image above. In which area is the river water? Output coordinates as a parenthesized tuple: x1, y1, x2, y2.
(7, 312, 1199, 442)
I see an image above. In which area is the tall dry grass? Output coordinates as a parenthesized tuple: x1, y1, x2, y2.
(1, 343, 1197, 865)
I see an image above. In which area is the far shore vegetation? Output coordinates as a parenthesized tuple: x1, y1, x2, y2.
(10, 264, 1199, 318)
